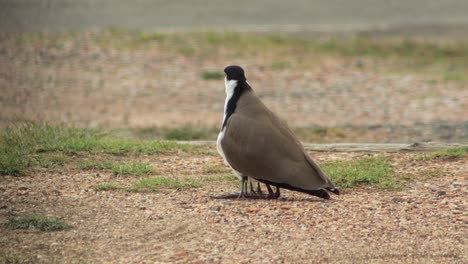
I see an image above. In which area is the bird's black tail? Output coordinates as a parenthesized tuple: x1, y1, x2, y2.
(326, 187, 340, 195)
(304, 189, 330, 199)
(258, 179, 334, 200)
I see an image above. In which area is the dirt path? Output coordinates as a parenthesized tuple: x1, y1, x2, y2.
(0, 151, 466, 263)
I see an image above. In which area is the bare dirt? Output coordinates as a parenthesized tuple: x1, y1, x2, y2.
(0, 151, 467, 263)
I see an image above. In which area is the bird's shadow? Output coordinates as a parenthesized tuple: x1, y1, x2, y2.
(209, 193, 328, 202)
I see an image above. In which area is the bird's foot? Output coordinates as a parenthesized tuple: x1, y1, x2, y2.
(265, 192, 280, 199)
(265, 184, 280, 199)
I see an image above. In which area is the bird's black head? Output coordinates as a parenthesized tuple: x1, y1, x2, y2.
(224, 65, 246, 82)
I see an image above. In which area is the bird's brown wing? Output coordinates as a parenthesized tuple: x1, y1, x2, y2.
(221, 110, 331, 190)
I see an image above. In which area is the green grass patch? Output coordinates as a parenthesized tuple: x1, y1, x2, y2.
(0, 253, 36, 264)
(315, 37, 465, 59)
(0, 150, 27, 177)
(444, 71, 466, 82)
(322, 156, 400, 190)
(35, 153, 69, 168)
(95, 183, 121, 191)
(202, 174, 238, 182)
(416, 147, 468, 160)
(79, 159, 154, 176)
(201, 71, 224, 80)
(130, 176, 203, 192)
(7, 215, 71, 231)
(111, 162, 154, 176)
(100, 138, 197, 155)
(0, 122, 199, 176)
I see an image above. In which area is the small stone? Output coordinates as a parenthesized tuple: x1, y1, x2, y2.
(451, 181, 462, 187)
(246, 207, 259, 213)
(391, 198, 405, 203)
(437, 190, 446, 196)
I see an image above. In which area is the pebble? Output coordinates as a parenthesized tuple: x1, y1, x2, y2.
(211, 206, 221, 212)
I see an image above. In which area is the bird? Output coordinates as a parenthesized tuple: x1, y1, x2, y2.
(216, 65, 339, 199)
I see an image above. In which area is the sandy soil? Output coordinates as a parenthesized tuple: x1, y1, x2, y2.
(0, 151, 466, 263)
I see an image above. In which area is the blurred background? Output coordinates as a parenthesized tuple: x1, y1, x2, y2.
(1, 0, 467, 143)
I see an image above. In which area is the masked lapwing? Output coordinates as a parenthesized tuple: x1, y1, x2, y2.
(216, 65, 339, 199)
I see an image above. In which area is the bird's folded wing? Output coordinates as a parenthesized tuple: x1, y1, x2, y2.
(221, 113, 328, 189)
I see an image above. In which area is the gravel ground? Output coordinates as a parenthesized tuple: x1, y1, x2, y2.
(0, 151, 466, 263)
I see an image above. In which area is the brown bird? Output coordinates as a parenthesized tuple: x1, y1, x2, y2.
(216, 65, 339, 199)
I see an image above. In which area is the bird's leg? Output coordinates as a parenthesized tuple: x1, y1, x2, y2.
(238, 175, 247, 198)
(265, 184, 275, 199)
(266, 184, 274, 195)
(274, 186, 280, 198)
(256, 182, 263, 194)
(211, 180, 275, 200)
(265, 184, 280, 199)
(249, 180, 255, 194)
(244, 177, 248, 195)
(248, 179, 262, 195)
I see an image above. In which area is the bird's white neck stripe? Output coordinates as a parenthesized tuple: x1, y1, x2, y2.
(223, 78, 238, 122)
